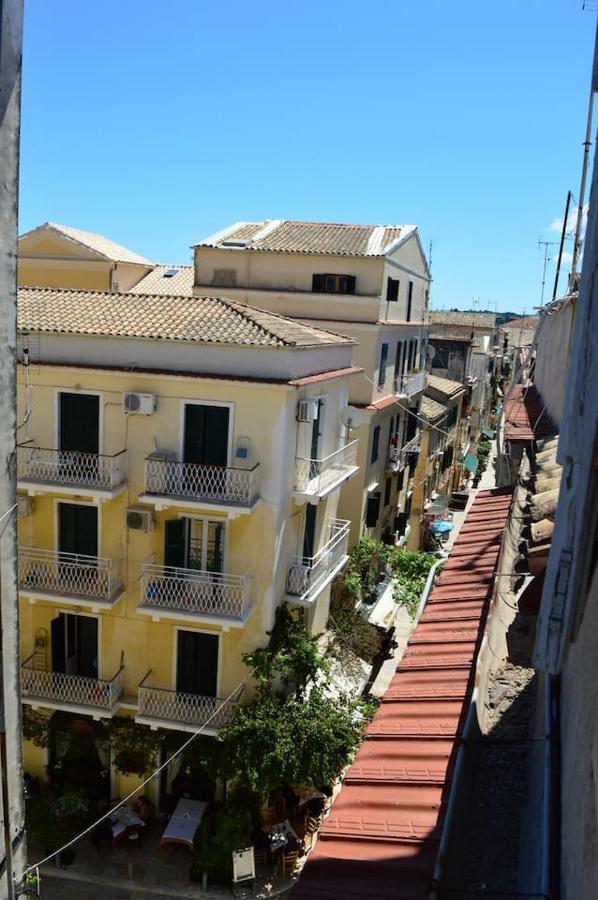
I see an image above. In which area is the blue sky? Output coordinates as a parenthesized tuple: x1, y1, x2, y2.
(19, 0, 595, 313)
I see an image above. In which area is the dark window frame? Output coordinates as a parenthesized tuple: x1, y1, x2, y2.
(406, 281, 413, 321)
(386, 277, 400, 301)
(378, 342, 389, 386)
(312, 273, 356, 294)
(371, 425, 381, 463)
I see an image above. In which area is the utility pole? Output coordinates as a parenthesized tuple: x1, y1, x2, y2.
(538, 238, 559, 309)
(0, 2, 26, 898)
(552, 191, 572, 304)
(570, 33, 598, 285)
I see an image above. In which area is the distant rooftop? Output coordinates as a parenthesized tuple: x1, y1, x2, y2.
(500, 315, 539, 331)
(426, 373, 467, 399)
(430, 310, 496, 328)
(19, 222, 153, 266)
(195, 219, 416, 257)
(17, 287, 354, 350)
(129, 264, 194, 296)
(421, 395, 447, 421)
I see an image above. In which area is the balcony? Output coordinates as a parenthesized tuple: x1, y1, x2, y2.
(138, 563, 251, 628)
(293, 440, 359, 501)
(136, 672, 240, 734)
(17, 445, 127, 500)
(387, 434, 421, 473)
(139, 457, 260, 516)
(396, 370, 427, 398)
(285, 518, 350, 606)
(21, 656, 124, 717)
(18, 547, 124, 610)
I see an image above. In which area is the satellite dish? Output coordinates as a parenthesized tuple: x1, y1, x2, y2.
(340, 406, 370, 429)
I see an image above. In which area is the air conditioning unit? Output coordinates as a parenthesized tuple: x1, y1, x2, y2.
(126, 507, 154, 533)
(123, 392, 156, 415)
(297, 399, 319, 423)
(17, 494, 33, 518)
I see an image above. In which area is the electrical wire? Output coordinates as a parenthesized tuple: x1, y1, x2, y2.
(360, 371, 455, 438)
(18, 675, 248, 882)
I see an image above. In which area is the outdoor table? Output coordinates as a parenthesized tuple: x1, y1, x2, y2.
(110, 805, 146, 844)
(267, 820, 300, 855)
(160, 798, 207, 850)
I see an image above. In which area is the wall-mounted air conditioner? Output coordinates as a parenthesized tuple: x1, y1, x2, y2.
(123, 392, 156, 415)
(297, 399, 319, 423)
(17, 494, 33, 518)
(126, 507, 154, 533)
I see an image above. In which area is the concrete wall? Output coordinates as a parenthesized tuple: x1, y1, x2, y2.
(533, 298, 575, 428)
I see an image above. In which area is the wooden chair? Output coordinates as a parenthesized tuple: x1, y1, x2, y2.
(253, 849, 268, 867)
(280, 849, 299, 878)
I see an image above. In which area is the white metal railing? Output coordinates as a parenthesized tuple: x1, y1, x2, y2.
(19, 547, 122, 602)
(139, 563, 250, 620)
(294, 440, 358, 494)
(21, 655, 124, 711)
(286, 518, 350, 603)
(137, 672, 238, 729)
(144, 458, 260, 507)
(396, 370, 427, 397)
(388, 433, 421, 472)
(17, 445, 126, 491)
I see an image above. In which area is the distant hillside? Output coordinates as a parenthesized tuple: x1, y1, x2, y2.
(444, 309, 531, 326)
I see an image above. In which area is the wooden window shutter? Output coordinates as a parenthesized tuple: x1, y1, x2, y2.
(347, 275, 356, 294)
(312, 274, 325, 292)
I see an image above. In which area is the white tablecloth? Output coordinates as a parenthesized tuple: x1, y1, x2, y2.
(110, 806, 146, 840)
(161, 798, 207, 849)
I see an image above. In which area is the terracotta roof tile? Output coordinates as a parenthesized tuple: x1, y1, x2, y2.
(129, 264, 194, 295)
(17, 287, 354, 350)
(426, 373, 467, 399)
(430, 310, 496, 328)
(20, 222, 153, 265)
(196, 219, 412, 257)
(420, 395, 447, 422)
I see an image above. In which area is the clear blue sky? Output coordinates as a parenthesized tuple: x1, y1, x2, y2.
(19, 0, 595, 313)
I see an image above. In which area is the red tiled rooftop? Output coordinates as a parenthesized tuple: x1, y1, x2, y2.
(291, 488, 513, 900)
(503, 384, 553, 441)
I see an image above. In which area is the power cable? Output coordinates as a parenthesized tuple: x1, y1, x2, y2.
(18, 675, 248, 882)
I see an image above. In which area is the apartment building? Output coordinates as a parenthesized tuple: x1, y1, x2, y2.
(192, 219, 431, 546)
(15, 286, 360, 804)
(18, 221, 154, 291)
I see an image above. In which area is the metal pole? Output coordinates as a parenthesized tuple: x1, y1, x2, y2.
(0, 1, 26, 897)
(552, 191, 571, 304)
(570, 34, 598, 284)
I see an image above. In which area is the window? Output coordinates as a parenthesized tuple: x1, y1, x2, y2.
(446, 407, 457, 428)
(433, 346, 449, 369)
(386, 277, 400, 301)
(394, 341, 404, 386)
(365, 492, 381, 528)
(371, 425, 381, 463)
(406, 281, 413, 321)
(378, 343, 389, 386)
(312, 273, 356, 294)
(384, 477, 392, 507)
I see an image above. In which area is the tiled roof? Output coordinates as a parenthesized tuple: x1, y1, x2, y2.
(292, 488, 514, 900)
(196, 220, 413, 257)
(500, 316, 539, 331)
(430, 310, 496, 328)
(503, 385, 554, 441)
(129, 264, 194, 296)
(17, 287, 354, 349)
(19, 222, 153, 266)
(428, 330, 473, 342)
(421, 395, 447, 422)
(426, 373, 466, 399)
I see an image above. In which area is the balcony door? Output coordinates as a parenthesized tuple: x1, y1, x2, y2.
(59, 503, 98, 558)
(51, 613, 98, 678)
(59, 392, 99, 454)
(302, 504, 317, 561)
(183, 404, 229, 467)
(165, 518, 225, 573)
(176, 630, 218, 697)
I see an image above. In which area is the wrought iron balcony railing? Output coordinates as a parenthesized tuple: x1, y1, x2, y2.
(294, 440, 359, 496)
(286, 518, 350, 604)
(395, 370, 427, 398)
(387, 433, 421, 472)
(143, 458, 260, 508)
(17, 445, 126, 493)
(139, 564, 250, 621)
(19, 547, 123, 603)
(137, 671, 238, 730)
(21, 655, 124, 712)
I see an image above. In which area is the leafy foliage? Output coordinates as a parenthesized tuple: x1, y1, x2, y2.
(191, 789, 258, 884)
(22, 706, 51, 747)
(107, 717, 162, 776)
(473, 438, 491, 487)
(391, 548, 435, 618)
(219, 604, 368, 798)
(218, 688, 364, 796)
(243, 604, 327, 699)
(327, 579, 384, 671)
(346, 537, 392, 603)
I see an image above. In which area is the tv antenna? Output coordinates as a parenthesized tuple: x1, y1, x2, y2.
(538, 237, 559, 308)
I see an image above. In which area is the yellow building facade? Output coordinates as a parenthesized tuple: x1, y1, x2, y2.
(16, 285, 360, 805)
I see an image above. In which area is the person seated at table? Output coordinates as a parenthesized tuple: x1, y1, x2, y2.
(133, 795, 156, 823)
(251, 825, 271, 854)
